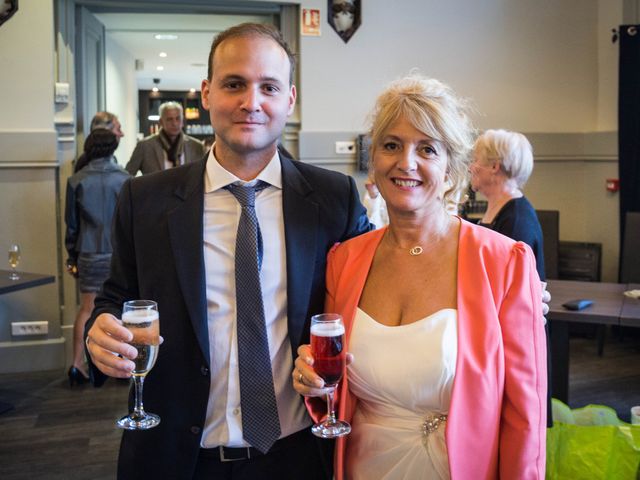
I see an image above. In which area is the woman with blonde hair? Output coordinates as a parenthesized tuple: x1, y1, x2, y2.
(294, 75, 546, 479)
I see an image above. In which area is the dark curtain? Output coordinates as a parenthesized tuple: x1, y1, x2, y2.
(618, 25, 640, 272)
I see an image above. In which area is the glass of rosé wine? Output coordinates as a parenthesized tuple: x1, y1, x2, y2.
(310, 313, 351, 438)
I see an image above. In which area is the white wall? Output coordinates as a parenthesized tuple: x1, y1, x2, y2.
(0, 0, 64, 372)
(298, 0, 600, 133)
(105, 36, 139, 166)
(597, 0, 623, 130)
(0, 0, 55, 129)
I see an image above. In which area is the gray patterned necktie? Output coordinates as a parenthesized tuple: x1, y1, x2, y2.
(225, 181, 281, 453)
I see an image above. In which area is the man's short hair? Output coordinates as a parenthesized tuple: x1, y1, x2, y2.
(90, 111, 118, 131)
(159, 101, 183, 119)
(207, 23, 296, 85)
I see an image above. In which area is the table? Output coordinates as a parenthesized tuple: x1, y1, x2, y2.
(0, 270, 55, 295)
(0, 270, 55, 414)
(621, 283, 640, 327)
(547, 279, 633, 403)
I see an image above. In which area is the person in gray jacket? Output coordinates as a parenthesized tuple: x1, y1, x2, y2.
(126, 101, 205, 175)
(65, 128, 130, 386)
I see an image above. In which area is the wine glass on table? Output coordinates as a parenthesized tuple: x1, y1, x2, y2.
(310, 313, 351, 438)
(8, 244, 20, 280)
(116, 300, 161, 430)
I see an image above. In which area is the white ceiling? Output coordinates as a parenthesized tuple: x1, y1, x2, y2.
(95, 13, 274, 91)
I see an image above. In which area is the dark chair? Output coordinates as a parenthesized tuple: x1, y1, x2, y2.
(557, 241, 607, 355)
(620, 211, 640, 283)
(536, 210, 559, 279)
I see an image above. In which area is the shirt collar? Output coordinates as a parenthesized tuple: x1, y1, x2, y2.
(204, 144, 283, 193)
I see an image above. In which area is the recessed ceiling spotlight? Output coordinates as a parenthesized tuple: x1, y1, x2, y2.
(154, 34, 178, 40)
(159, 52, 167, 58)
(189, 88, 196, 93)
(152, 87, 159, 92)
(156, 66, 164, 71)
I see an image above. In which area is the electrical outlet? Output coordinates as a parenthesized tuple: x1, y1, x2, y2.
(11, 321, 48, 336)
(335, 141, 356, 154)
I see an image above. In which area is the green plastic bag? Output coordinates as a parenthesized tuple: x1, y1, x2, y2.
(546, 399, 640, 480)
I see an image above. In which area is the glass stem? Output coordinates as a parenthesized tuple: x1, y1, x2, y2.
(326, 388, 337, 425)
(133, 375, 145, 418)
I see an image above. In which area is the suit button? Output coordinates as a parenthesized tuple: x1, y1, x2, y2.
(200, 366, 209, 376)
(190, 426, 201, 435)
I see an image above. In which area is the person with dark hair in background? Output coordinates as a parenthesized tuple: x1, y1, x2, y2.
(74, 111, 125, 173)
(85, 23, 370, 479)
(65, 128, 129, 386)
(125, 101, 205, 175)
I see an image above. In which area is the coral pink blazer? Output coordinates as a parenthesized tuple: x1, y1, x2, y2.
(306, 220, 546, 479)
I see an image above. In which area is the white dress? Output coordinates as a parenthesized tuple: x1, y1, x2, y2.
(345, 308, 458, 480)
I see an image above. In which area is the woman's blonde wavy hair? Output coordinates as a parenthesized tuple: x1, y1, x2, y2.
(368, 74, 476, 209)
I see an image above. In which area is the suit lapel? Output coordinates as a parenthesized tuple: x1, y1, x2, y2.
(167, 158, 210, 363)
(281, 157, 318, 350)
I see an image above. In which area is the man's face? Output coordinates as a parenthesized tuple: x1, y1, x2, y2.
(200, 35, 296, 159)
(159, 108, 184, 139)
(111, 118, 124, 141)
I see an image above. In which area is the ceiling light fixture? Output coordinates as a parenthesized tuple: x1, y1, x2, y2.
(154, 34, 178, 40)
(189, 88, 196, 93)
(156, 66, 164, 71)
(152, 87, 159, 93)
(159, 52, 167, 58)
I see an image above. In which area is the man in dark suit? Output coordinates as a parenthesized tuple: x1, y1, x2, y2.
(85, 23, 370, 479)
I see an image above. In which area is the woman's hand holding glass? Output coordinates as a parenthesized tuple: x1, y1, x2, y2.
(293, 347, 355, 396)
(293, 314, 355, 439)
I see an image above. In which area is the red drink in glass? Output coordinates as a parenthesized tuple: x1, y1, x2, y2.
(311, 322, 345, 387)
(309, 313, 351, 438)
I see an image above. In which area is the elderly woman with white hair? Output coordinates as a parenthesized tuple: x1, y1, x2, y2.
(470, 129, 544, 278)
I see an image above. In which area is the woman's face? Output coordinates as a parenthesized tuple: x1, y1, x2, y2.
(372, 116, 449, 216)
(469, 148, 495, 193)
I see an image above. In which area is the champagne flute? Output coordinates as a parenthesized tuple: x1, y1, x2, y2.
(8, 244, 20, 280)
(116, 300, 161, 430)
(310, 313, 351, 438)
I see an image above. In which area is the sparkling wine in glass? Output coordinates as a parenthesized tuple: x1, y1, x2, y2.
(116, 300, 161, 430)
(310, 313, 351, 438)
(8, 244, 20, 280)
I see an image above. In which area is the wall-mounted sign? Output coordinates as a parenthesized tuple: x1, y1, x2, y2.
(302, 8, 321, 36)
(328, 0, 360, 43)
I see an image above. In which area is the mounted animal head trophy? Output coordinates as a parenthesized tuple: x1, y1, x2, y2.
(0, 0, 18, 27)
(328, 0, 361, 43)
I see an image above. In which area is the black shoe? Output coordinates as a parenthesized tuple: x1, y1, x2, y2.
(68, 366, 89, 387)
(89, 367, 108, 388)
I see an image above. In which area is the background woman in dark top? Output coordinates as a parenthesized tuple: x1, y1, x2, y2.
(470, 128, 552, 426)
(470, 129, 545, 279)
(64, 128, 130, 386)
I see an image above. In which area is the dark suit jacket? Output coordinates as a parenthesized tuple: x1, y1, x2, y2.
(89, 152, 371, 478)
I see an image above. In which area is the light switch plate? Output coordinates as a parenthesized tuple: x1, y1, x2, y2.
(55, 82, 70, 104)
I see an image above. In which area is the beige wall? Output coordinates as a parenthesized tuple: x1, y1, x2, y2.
(0, 0, 65, 372)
